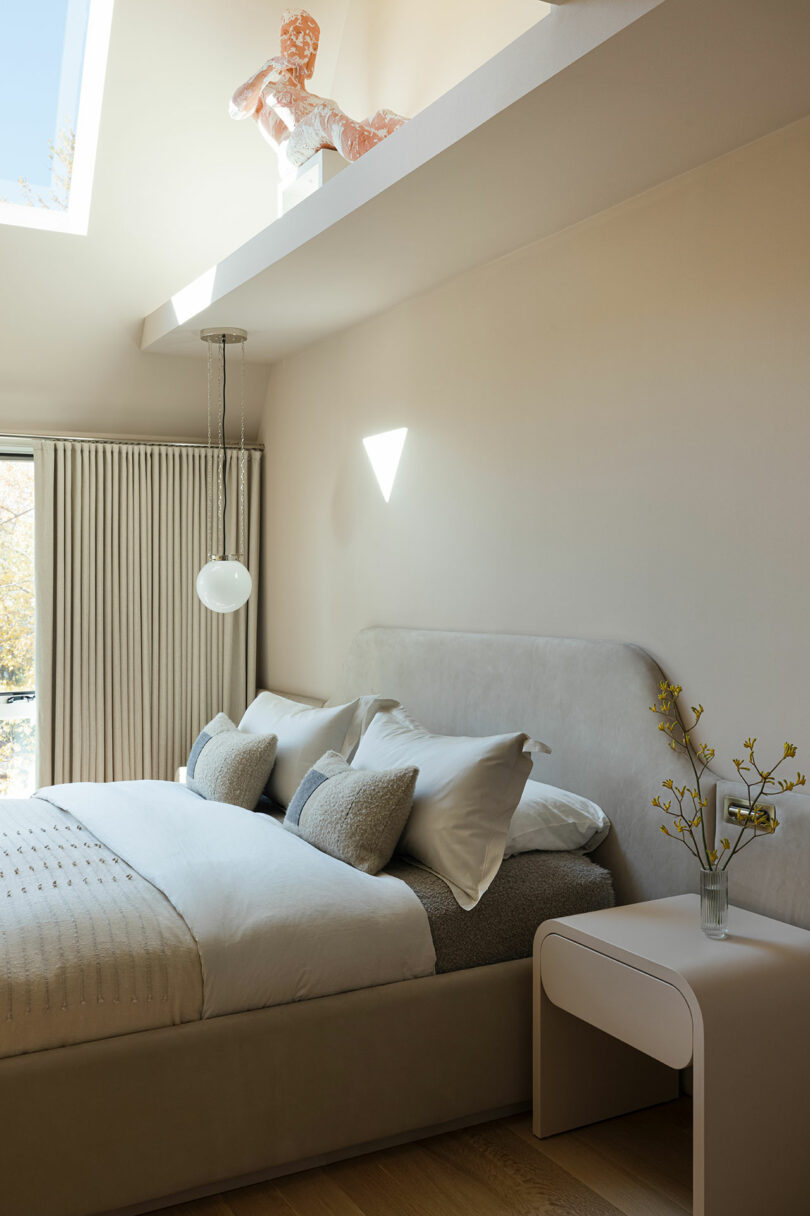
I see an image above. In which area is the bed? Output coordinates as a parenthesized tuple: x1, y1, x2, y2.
(0, 628, 708, 1216)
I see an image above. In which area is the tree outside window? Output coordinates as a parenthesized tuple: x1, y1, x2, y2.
(0, 459, 35, 796)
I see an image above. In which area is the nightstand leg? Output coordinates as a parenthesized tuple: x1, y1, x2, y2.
(692, 1020, 810, 1216)
(533, 979, 679, 1138)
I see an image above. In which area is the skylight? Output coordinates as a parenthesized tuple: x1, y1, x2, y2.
(0, 0, 113, 235)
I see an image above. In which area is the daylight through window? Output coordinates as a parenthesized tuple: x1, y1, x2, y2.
(0, 456, 36, 797)
(0, 0, 114, 234)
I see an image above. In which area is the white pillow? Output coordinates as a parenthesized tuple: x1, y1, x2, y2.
(352, 707, 537, 910)
(239, 691, 360, 807)
(503, 779, 610, 857)
(339, 695, 401, 760)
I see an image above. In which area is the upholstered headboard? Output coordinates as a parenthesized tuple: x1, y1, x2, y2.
(330, 627, 715, 908)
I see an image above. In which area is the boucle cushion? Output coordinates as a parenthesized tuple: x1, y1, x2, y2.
(352, 707, 536, 909)
(186, 713, 277, 809)
(239, 692, 361, 807)
(284, 750, 418, 874)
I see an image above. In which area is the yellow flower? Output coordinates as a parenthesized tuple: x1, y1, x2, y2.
(708, 849, 718, 863)
(720, 838, 730, 850)
(660, 825, 670, 836)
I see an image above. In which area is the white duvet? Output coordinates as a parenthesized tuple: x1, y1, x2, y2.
(36, 781, 436, 1020)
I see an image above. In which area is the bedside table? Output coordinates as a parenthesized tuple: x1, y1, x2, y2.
(533, 895, 810, 1216)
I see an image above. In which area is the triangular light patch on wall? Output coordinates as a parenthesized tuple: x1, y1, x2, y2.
(363, 428, 407, 502)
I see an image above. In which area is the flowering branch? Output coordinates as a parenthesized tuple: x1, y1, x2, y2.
(650, 680, 804, 872)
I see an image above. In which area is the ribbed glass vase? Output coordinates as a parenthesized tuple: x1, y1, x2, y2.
(700, 868, 729, 939)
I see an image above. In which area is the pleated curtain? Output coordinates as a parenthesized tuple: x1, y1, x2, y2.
(34, 440, 261, 785)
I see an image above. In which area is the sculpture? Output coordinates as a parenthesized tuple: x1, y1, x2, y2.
(229, 8, 407, 171)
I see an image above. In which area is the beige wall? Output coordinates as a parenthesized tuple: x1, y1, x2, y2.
(259, 116, 810, 776)
(332, 1, 547, 121)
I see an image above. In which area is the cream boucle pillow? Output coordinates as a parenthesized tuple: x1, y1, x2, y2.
(284, 750, 417, 874)
(186, 713, 277, 810)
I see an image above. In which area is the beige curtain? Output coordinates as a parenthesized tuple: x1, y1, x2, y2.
(34, 440, 261, 785)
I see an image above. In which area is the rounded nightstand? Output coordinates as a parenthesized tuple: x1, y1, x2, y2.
(533, 895, 810, 1216)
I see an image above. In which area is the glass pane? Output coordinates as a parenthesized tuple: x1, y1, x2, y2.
(0, 0, 114, 235)
(0, 2, 87, 210)
(0, 457, 36, 797)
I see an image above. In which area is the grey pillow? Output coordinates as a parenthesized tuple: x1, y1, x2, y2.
(186, 713, 277, 809)
(284, 750, 418, 874)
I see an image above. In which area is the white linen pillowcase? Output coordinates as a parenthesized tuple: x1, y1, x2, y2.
(352, 706, 543, 910)
(338, 694, 401, 760)
(503, 779, 610, 857)
(239, 691, 361, 807)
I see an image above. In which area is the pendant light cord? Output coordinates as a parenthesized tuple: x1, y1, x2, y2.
(221, 336, 227, 556)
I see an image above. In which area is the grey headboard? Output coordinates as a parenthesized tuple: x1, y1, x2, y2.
(331, 627, 715, 908)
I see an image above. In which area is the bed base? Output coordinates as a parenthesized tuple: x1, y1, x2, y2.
(116, 1100, 529, 1215)
(2, 958, 531, 1216)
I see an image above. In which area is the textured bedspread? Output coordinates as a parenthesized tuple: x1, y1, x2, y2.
(0, 798, 202, 1059)
(391, 850, 615, 972)
(35, 781, 436, 1021)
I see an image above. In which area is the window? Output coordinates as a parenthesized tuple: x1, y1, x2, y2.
(0, 456, 36, 797)
(0, 0, 114, 235)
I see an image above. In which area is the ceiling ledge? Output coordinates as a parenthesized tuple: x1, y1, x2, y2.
(141, 0, 810, 364)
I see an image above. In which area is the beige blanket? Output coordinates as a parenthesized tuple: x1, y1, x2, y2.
(0, 799, 202, 1059)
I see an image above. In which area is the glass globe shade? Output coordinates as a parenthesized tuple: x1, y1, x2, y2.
(196, 559, 252, 613)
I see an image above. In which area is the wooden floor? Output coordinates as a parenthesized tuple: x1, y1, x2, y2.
(162, 1099, 692, 1216)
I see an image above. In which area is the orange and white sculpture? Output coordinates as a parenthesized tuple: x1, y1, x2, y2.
(230, 8, 407, 170)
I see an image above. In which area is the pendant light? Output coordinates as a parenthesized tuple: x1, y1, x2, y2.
(196, 327, 253, 613)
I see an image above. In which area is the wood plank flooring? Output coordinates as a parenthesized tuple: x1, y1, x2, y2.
(162, 1099, 692, 1216)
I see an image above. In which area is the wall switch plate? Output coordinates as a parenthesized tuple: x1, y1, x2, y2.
(722, 794, 777, 833)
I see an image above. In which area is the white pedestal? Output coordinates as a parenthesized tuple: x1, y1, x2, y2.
(278, 150, 347, 215)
